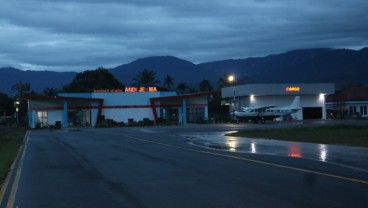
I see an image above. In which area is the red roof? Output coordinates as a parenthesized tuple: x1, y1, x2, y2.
(327, 87, 368, 102)
(346, 87, 368, 100)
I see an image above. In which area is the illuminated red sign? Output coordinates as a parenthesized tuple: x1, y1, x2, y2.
(125, 87, 157, 92)
(93, 87, 158, 93)
(285, 86, 300, 92)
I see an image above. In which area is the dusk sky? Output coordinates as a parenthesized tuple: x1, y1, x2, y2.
(1, 0, 368, 72)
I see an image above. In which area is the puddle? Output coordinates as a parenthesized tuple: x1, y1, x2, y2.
(181, 131, 368, 171)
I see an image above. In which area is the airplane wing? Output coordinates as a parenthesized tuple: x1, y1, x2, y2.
(254, 105, 276, 111)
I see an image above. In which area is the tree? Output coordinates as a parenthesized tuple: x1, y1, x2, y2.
(132, 69, 160, 87)
(199, 79, 214, 92)
(189, 88, 197, 93)
(0, 93, 14, 116)
(163, 75, 174, 90)
(11, 81, 31, 97)
(43, 87, 59, 96)
(62, 67, 124, 92)
(177, 82, 188, 94)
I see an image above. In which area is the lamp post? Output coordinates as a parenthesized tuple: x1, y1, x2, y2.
(15, 100, 20, 125)
(228, 74, 236, 121)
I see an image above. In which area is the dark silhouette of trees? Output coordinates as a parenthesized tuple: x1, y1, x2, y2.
(11, 81, 31, 97)
(62, 67, 124, 92)
(9, 81, 38, 126)
(43, 87, 59, 96)
(132, 69, 160, 87)
(176, 82, 188, 94)
(0, 93, 14, 116)
(199, 79, 213, 92)
(163, 75, 174, 90)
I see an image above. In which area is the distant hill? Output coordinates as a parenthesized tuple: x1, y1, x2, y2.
(110, 47, 368, 87)
(0, 67, 76, 95)
(1, 47, 368, 95)
(199, 47, 368, 84)
(109, 56, 208, 86)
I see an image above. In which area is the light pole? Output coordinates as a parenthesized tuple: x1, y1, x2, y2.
(228, 74, 236, 121)
(15, 100, 20, 125)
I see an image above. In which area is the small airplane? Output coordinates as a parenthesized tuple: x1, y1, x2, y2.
(233, 96, 300, 123)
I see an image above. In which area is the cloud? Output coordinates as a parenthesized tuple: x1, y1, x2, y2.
(0, 0, 367, 71)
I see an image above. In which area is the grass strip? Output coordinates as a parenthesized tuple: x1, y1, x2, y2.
(226, 125, 368, 147)
(0, 127, 26, 187)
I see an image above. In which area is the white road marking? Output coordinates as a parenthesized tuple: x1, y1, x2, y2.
(6, 131, 30, 208)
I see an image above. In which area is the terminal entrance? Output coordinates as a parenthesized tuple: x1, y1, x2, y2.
(160, 107, 206, 124)
(68, 110, 91, 127)
(187, 108, 205, 123)
(160, 108, 178, 122)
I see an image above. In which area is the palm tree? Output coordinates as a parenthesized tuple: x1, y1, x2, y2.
(43, 87, 59, 96)
(199, 79, 213, 92)
(163, 75, 174, 90)
(176, 82, 188, 94)
(132, 69, 160, 87)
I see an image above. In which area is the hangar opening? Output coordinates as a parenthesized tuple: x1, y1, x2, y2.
(302, 107, 322, 119)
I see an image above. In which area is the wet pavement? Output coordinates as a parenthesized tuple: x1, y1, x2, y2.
(182, 131, 368, 172)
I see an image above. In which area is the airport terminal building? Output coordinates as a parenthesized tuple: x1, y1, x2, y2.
(221, 83, 335, 120)
(23, 88, 217, 128)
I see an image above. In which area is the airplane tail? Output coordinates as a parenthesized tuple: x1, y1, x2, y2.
(289, 96, 300, 110)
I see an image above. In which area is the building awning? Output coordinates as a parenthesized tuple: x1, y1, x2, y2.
(19, 95, 105, 123)
(149, 91, 219, 123)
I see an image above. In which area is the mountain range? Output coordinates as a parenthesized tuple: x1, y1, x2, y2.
(1, 47, 368, 95)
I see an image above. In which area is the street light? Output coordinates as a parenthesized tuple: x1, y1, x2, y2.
(15, 100, 20, 125)
(228, 74, 236, 120)
(228, 74, 235, 83)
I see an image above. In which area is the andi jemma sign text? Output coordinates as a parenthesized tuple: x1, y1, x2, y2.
(94, 87, 158, 93)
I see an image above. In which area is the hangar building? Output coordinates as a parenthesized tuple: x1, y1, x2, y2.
(221, 83, 335, 120)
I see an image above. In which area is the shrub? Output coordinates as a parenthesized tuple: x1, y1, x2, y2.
(55, 121, 62, 129)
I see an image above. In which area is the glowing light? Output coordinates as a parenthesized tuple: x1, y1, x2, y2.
(250, 94, 255, 101)
(251, 142, 256, 153)
(228, 74, 235, 82)
(319, 144, 327, 162)
(285, 86, 300, 92)
(319, 93, 325, 101)
(226, 139, 238, 152)
(288, 145, 302, 158)
(125, 87, 157, 92)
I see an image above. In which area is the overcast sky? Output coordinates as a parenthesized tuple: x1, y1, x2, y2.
(1, 0, 368, 72)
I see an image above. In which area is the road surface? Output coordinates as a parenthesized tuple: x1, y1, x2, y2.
(1, 124, 368, 208)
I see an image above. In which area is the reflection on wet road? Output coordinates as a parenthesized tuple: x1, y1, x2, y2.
(182, 131, 368, 171)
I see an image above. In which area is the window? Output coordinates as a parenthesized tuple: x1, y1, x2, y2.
(37, 111, 48, 126)
(187, 108, 204, 123)
(360, 106, 367, 115)
(160, 108, 177, 121)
